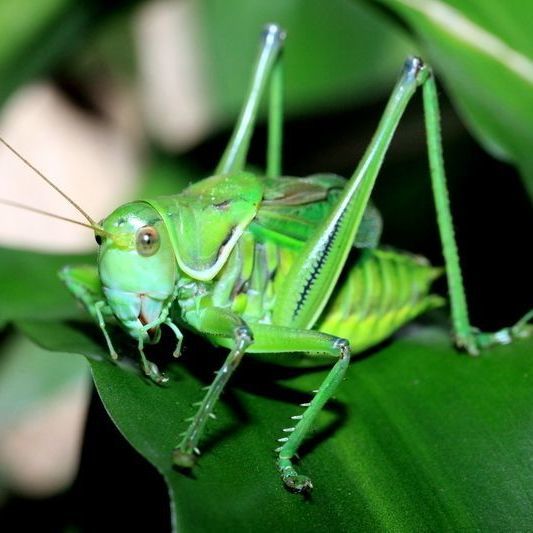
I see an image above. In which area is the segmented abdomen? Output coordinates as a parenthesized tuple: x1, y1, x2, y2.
(316, 248, 444, 353)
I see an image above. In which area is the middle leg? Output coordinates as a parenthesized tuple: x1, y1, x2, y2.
(179, 307, 351, 493)
(173, 308, 253, 467)
(244, 322, 351, 493)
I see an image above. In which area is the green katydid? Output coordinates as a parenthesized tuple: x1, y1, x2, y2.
(1, 24, 531, 494)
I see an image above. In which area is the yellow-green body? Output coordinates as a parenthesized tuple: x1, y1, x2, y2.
(166, 173, 443, 356)
(81, 170, 440, 361)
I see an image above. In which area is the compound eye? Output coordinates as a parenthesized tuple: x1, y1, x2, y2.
(95, 234, 102, 246)
(136, 226, 160, 257)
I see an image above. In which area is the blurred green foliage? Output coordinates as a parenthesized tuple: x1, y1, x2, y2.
(377, 0, 533, 198)
(0, 0, 123, 103)
(199, 0, 412, 119)
(0, 335, 86, 431)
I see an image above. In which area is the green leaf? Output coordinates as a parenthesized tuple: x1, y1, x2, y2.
(0, 248, 91, 466)
(140, 153, 203, 198)
(375, 0, 533, 198)
(0, 334, 88, 431)
(0, 247, 93, 323)
(18, 318, 533, 531)
(0, 0, 91, 103)
(0, 0, 140, 104)
(199, 0, 413, 120)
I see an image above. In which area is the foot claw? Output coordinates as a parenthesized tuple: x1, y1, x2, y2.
(283, 474, 313, 494)
(173, 449, 197, 469)
(457, 313, 533, 354)
(145, 362, 168, 385)
(455, 333, 479, 356)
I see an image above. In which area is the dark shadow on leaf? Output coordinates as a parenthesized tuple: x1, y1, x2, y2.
(0, 323, 14, 348)
(34, 314, 402, 469)
(154, 327, 391, 464)
(173, 465, 198, 481)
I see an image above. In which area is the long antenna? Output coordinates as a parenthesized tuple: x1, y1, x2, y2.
(0, 136, 98, 226)
(0, 197, 112, 238)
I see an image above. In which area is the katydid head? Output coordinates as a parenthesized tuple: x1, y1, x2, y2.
(0, 136, 180, 342)
(96, 202, 178, 336)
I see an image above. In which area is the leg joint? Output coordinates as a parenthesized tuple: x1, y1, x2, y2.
(334, 338, 351, 360)
(404, 56, 430, 86)
(262, 23, 286, 46)
(235, 325, 253, 344)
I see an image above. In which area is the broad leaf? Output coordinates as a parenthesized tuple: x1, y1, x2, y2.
(0, 247, 93, 323)
(199, 0, 412, 119)
(0, 249, 90, 496)
(17, 318, 533, 531)
(0, 0, 140, 104)
(0, 334, 87, 431)
(375, 0, 533, 198)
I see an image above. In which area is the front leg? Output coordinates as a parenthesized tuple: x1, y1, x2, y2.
(61, 265, 182, 384)
(59, 265, 117, 359)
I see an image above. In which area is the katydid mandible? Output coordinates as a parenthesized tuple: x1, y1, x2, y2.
(1, 24, 531, 494)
